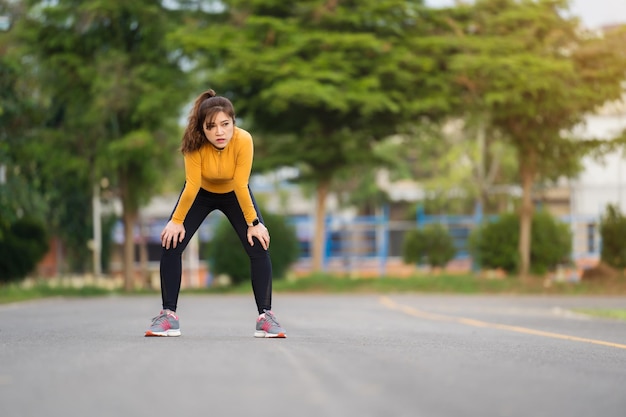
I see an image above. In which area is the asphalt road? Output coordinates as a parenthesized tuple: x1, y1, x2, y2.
(1, 293, 626, 417)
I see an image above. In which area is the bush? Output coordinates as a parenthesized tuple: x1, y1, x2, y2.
(600, 204, 626, 269)
(0, 217, 49, 284)
(206, 210, 300, 285)
(469, 209, 571, 275)
(402, 224, 456, 268)
(469, 213, 518, 273)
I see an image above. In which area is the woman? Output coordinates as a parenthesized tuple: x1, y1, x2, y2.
(145, 89, 286, 338)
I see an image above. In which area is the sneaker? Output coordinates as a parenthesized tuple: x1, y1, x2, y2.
(254, 309, 286, 338)
(145, 310, 181, 337)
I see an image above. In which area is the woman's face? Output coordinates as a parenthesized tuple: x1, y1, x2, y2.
(203, 111, 234, 149)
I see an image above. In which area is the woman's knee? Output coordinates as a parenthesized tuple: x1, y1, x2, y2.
(245, 244, 269, 260)
(161, 245, 185, 257)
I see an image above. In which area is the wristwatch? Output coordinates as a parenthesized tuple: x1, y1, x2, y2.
(248, 218, 260, 227)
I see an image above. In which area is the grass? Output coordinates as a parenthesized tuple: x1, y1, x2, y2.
(271, 272, 626, 296)
(2, 272, 626, 305)
(271, 273, 518, 294)
(0, 281, 112, 304)
(573, 309, 626, 321)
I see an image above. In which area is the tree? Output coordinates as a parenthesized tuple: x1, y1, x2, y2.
(372, 120, 519, 216)
(600, 204, 626, 270)
(0, 217, 49, 283)
(444, 0, 626, 277)
(469, 209, 571, 275)
(403, 224, 456, 269)
(12, 0, 191, 287)
(173, 0, 451, 271)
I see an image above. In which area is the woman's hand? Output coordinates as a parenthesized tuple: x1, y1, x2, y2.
(161, 221, 186, 249)
(247, 223, 270, 250)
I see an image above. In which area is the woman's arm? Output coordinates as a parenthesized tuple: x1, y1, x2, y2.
(161, 150, 202, 249)
(232, 129, 258, 224)
(232, 129, 270, 249)
(172, 151, 202, 224)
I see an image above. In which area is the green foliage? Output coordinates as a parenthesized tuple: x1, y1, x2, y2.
(0, 33, 49, 226)
(0, 217, 49, 283)
(469, 210, 572, 275)
(179, 0, 449, 173)
(530, 210, 572, 274)
(207, 210, 300, 285)
(402, 224, 456, 268)
(2, 0, 624, 279)
(469, 213, 519, 273)
(445, 0, 626, 275)
(5, 1, 192, 275)
(173, 0, 453, 269)
(600, 204, 626, 269)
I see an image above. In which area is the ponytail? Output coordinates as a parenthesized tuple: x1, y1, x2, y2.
(181, 89, 217, 153)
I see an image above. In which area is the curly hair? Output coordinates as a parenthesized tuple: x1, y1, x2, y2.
(180, 89, 236, 154)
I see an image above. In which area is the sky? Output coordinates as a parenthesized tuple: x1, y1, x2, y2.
(425, 0, 626, 29)
(569, 0, 626, 28)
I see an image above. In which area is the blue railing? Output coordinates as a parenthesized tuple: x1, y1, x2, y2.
(118, 204, 602, 273)
(288, 204, 601, 273)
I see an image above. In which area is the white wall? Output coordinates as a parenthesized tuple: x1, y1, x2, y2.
(571, 113, 626, 217)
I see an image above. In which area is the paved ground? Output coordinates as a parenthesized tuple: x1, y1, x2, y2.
(1, 293, 626, 417)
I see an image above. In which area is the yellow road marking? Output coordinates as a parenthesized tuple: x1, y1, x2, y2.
(380, 296, 626, 350)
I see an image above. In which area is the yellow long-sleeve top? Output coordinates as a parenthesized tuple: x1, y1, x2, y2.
(171, 127, 257, 225)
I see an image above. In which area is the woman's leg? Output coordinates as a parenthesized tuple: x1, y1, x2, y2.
(160, 188, 213, 312)
(217, 190, 272, 314)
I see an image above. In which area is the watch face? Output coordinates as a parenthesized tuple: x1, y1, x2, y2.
(253, 218, 260, 226)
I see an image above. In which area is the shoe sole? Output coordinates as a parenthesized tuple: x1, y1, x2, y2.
(254, 331, 286, 338)
(145, 329, 181, 337)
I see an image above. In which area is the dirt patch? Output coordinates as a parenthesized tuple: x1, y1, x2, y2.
(581, 262, 623, 281)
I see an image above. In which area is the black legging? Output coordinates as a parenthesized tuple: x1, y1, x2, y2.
(160, 187, 272, 314)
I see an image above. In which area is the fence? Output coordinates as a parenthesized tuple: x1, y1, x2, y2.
(112, 206, 603, 277)
(289, 205, 602, 275)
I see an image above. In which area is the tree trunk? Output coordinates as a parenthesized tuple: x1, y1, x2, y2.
(475, 121, 487, 219)
(92, 183, 102, 276)
(122, 208, 137, 292)
(312, 179, 330, 272)
(518, 150, 536, 279)
(139, 217, 150, 289)
(119, 175, 138, 292)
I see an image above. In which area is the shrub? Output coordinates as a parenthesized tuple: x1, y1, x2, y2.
(0, 217, 49, 283)
(531, 210, 572, 274)
(469, 209, 571, 275)
(206, 210, 300, 285)
(402, 223, 456, 268)
(469, 213, 519, 273)
(600, 204, 626, 269)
